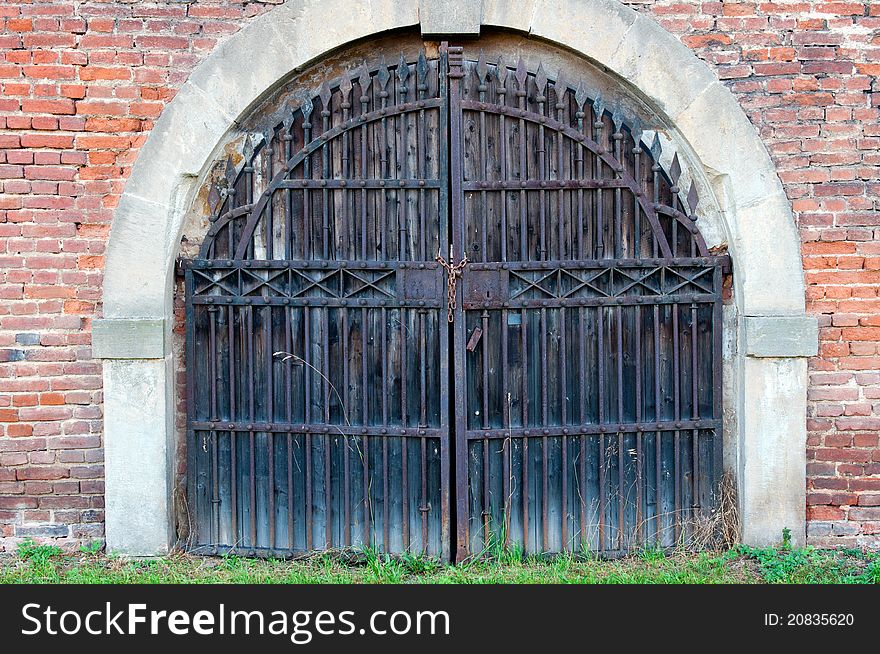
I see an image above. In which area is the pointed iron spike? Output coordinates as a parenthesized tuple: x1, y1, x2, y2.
(629, 116, 644, 145)
(535, 62, 547, 93)
(301, 94, 314, 120)
(224, 155, 237, 187)
(284, 93, 298, 116)
(476, 49, 488, 82)
(650, 132, 662, 160)
(554, 73, 567, 109)
(592, 94, 605, 121)
(319, 81, 331, 107)
(416, 50, 428, 83)
(397, 52, 410, 81)
(611, 107, 624, 133)
(208, 182, 222, 215)
(242, 134, 255, 161)
(670, 152, 682, 183)
(377, 56, 391, 89)
(496, 55, 507, 84)
(339, 74, 353, 99)
(574, 81, 588, 109)
(554, 70, 566, 95)
(687, 180, 699, 215)
(358, 65, 371, 95)
(515, 56, 527, 88)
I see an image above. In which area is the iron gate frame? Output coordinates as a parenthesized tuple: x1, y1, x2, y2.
(182, 42, 728, 562)
(182, 48, 454, 560)
(444, 45, 726, 559)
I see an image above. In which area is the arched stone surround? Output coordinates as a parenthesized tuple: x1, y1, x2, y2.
(93, 0, 818, 555)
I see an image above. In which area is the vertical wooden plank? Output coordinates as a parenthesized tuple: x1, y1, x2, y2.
(437, 51, 452, 563)
(560, 305, 568, 549)
(246, 306, 257, 550)
(303, 307, 313, 550)
(342, 308, 351, 546)
(447, 45, 471, 562)
(597, 307, 606, 551)
(361, 305, 370, 547)
(266, 307, 275, 548)
(521, 308, 529, 553)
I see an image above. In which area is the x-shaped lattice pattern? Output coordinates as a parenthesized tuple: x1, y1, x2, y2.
(192, 267, 397, 298)
(508, 266, 715, 300)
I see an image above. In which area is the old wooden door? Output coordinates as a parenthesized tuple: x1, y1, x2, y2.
(446, 47, 725, 559)
(185, 52, 451, 559)
(184, 44, 725, 562)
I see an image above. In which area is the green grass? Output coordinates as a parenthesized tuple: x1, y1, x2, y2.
(1, 540, 878, 584)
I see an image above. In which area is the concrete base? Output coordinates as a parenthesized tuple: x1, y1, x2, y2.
(102, 358, 175, 556)
(738, 356, 809, 546)
(744, 315, 819, 359)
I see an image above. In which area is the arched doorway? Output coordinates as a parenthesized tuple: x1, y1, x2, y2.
(182, 43, 726, 561)
(96, 1, 816, 558)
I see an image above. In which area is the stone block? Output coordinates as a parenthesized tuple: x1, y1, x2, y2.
(743, 315, 819, 358)
(420, 0, 482, 35)
(104, 358, 174, 556)
(92, 319, 166, 360)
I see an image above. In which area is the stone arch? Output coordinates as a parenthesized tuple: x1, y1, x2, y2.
(95, 0, 817, 555)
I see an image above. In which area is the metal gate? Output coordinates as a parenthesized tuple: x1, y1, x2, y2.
(183, 44, 726, 561)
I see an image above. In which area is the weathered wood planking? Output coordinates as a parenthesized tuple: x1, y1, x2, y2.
(184, 44, 724, 561)
(450, 50, 723, 557)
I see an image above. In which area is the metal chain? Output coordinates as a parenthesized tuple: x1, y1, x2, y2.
(436, 252, 469, 322)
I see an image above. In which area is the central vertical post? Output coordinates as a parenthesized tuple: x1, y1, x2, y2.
(444, 43, 470, 562)
(437, 44, 453, 564)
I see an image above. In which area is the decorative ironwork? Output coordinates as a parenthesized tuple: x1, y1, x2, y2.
(184, 43, 726, 562)
(448, 48, 725, 560)
(186, 49, 450, 560)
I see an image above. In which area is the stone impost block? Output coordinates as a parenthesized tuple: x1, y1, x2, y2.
(743, 315, 819, 359)
(92, 318, 166, 360)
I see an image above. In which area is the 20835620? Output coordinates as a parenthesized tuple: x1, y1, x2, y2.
(764, 613, 854, 627)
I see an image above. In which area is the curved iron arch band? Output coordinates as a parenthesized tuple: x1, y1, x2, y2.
(217, 95, 682, 261)
(204, 204, 253, 258)
(457, 98, 675, 258)
(655, 205, 710, 257)
(225, 98, 444, 260)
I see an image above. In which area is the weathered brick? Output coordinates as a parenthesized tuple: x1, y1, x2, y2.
(14, 523, 69, 538)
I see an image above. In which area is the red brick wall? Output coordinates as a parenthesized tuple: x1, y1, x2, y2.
(0, 0, 282, 549)
(1, 0, 878, 550)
